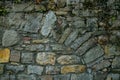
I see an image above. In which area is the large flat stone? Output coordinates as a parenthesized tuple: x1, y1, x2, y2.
(2, 30, 19, 47)
(57, 55, 81, 65)
(41, 11, 57, 37)
(36, 52, 56, 65)
(27, 65, 43, 75)
(83, 45, 104, 64)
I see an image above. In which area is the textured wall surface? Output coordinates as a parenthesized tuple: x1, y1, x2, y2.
(0, 0, 120, 80)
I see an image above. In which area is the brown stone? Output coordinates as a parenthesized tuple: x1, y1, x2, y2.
(0, 48, 10, 63)
(32, 39, 49, 44)
(61, 65, 86, 74)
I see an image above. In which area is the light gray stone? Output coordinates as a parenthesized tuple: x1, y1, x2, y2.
(50, 44, 64, 51)
(27, 65, 43, 75)
(73, 20, 85, 28)
(54, 74, 70, 80)
(36, 52, 56, 65)
(75, 38, 97, 56)
(71, 73, 93, 80)
(2, 30, 19, 47)
(41, 11, 57, 37)
(65, 30, 79, 46)
(6, 64, 25, 73)
(71, 32, 92, 50)
(17, 74, 36, 80)
(23, 14, 43, 33)
(25, 44, 44, 51)
(112, 56, 120, 69)
(46, 66, 60, 74)
(21, 52, 34, 63)
(93, 60, 111, 71)
(83, 45, 104, 64)
(57, 55, 81, 64)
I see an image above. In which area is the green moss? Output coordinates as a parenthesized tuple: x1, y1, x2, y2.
(0, 6, 8, 16)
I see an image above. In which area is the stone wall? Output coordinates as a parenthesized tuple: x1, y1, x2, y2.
(0, 0, 120, 80)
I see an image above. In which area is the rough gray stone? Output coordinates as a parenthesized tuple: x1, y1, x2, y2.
(73, 20, 85, 28)
(0, 64, 4, 74)
(54, 74, 70, 80)
(22, 13, 43, 33)
(25, 44, 44, 51)
(50, 44, 64, 51)
(83, 45, 104, 64)
(71, 73, 93, 80)
(2, 30, 19, 47)
(6, 64, 25, 73)
(65, 30, 79, 46)
(10, 50, 21, 62)
(94, 72, 108, 80)
(17, 74, 36, 80)
(57, 55, 81, 64)
(76, 38, 97, 56)
(55, 0, 66, 8)
(93, 60, 111, 71)
(21, 52, 34, 63)
(41, 11, 57, 37)
(67, 0, 80, 5)
(0, 74, 9, 80)
(46, 66, 60, 74)
(112, 56, 120, 69)
(71, 32, 92, 50)
(106, 73, 120, 80)
(27, 65, 43, 75)
(86, 18, 98, 31)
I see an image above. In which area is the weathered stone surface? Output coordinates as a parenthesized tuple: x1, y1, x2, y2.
(67, 0, 80, 5)
(21, 52, 34, 63)
(94, 72, 108, 80)
(61, 65, 86, 74)
(32, 39, 50, 44)
(0, 29, 3, 45)
(112, 56, 120, 68)
(71, 73, 93, 80)
(65, 30, 79, 46)
(36, 52, 56, 65)
(23, 14, 43, 33)
(55, 0, 66, 8)
(6, 64, 25, 73)
(40, 75, 53, 80)
(59, 28, 71, 43)
(73, 20, 85, 28)
(54, 74, 70, 80)
(2, 30, 19, 47)
(71, 32, 92, 50)
(86, 18, 98, 31)
(41, 11, 57, 37)
(106, 73, 120, 80)
(57, 55, 81, 65)
(0, 64, 4, 74)
(93, 60, 111, 71)
(17, 74, 36, 80)
(0, 74, 9, 80)
(46, 66, 60, 74)
(50, 44, 64, 51)
(76, 38, 96, 56)
(27, 65, 43, 75)
(25, 44, 44, 51)
(0, 48, 10, 63)
(10, 50, 20, 62)
(83, 45, 104, 64)
(104, 45, 120, 57)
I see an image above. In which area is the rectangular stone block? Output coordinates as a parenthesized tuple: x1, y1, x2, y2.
(10, 50, 20, 62)
(54, 74, 70, 80)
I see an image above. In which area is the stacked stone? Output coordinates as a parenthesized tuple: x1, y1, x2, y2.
(0, 0, 120, 80)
